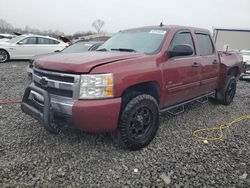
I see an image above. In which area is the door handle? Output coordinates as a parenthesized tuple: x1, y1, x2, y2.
(212, 59, 218, 64)
(192, 62, 201, 67)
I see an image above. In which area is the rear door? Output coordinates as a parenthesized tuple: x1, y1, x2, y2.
(195, 32, 220, 93)
(163, 30, 201, 107)
(37, 37, 63, 54)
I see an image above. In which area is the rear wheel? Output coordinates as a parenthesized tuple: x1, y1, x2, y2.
(0, 49, 9, 63)
(214, 75, 237, 105)
(113, 94, 159, 150)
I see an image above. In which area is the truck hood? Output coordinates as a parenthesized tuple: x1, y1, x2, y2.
(34, 51, 144, 73)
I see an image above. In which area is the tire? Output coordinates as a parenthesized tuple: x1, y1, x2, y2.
(113, 94, 159, 150)
(215, 75, 237, 105)
(0, 49, 9, 63)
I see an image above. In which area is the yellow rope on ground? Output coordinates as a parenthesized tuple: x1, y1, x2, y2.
(193, 115, 250, 141)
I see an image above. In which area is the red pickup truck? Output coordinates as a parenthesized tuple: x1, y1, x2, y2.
(21, 25, 244, 150)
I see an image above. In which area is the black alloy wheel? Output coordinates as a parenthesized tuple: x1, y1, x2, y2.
(113, 94, 159, 150)
(128, 106, 153, 140)
(225, 77, 236, 104)
(0, 50, 9, 63)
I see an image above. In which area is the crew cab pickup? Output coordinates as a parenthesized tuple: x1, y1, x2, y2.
(21, 25, 244, 150)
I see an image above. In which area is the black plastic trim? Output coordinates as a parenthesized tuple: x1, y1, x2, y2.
(21, 83, 51, 130)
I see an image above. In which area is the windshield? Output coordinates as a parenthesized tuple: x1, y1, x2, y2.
(62, 42, 91, 53)
(7, 35, 26, 43)
(98, 28, 167, 54)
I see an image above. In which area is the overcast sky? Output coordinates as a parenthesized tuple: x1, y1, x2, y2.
(1, 0, 250, 34)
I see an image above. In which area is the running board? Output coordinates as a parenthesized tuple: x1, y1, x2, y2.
(160, 91, 215, 116)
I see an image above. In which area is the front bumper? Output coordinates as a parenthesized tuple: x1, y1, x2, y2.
(21, 84, 121, 132)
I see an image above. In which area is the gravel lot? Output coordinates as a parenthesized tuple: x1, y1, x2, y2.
(0, 61, 250, 187)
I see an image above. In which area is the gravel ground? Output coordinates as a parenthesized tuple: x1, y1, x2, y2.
(0, 61, 250, 187)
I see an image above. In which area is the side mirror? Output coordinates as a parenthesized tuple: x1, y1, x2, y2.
(168, 44, 193, 58)
(17, 41, 24, 45)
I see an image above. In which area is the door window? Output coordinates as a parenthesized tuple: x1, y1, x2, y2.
(169, 31, 195, 55)
(20, 37, 37, 44)
(196, 33, 214, 56)
(38, 37, 60, 45)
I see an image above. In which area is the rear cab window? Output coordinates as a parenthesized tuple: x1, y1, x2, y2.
(195, 33, 214, 56)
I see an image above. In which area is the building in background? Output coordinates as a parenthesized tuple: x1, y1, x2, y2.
(213, 27, 250, 51)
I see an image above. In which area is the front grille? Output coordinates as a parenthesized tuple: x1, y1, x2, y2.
(34, 82, 73, 98)
(33, 67, 80, 99)
(33, 69, 74, 83)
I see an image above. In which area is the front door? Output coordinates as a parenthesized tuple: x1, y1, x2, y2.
(163, 30, 201, 107)
(14, 37, 38, 59)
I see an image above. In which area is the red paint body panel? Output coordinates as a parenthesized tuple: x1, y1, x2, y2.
(35, 51, 144, 73)
(90, 55, 166, 107)
(72, 98, 121, 132)
(217, 52, 244, 87)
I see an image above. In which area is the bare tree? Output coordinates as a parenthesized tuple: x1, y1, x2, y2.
(92, 19, 105, 33)
(0, 19, 14, 33)
(0, 19, 77, 39)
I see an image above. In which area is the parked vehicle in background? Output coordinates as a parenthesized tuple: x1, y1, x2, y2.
(213, 27, 250, 51)
(0, 34, 67, 63)
(64, 41, 103, 52)
(21, 25, 244, 150)
(0, 33, 15, 42)
(58, 35, 72, 45)
(240, 50, 250, 80)
(27, 41, 103, 76)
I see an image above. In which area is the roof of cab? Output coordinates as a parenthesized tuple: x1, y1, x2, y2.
(122, 25, 210, 34)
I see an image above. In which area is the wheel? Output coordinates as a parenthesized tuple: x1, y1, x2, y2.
(113, 94, 159, 150)
(0, 49, 9, 63)
(215, 75, 237, 105)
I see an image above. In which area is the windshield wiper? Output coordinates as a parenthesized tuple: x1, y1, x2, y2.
(111, 48, 137, 52)
(96, 48, 108, 51)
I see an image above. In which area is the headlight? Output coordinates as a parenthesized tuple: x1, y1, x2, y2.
(79, 73, 114, 99)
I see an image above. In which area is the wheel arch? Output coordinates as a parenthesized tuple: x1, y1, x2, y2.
(121, 81, 161, 104)
(0, 48, 10, 60)
(227, 66, 240, 77)
(0, 48, 10, 55)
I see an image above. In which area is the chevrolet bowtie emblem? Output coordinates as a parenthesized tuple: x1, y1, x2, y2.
(40, 77, 48, 87)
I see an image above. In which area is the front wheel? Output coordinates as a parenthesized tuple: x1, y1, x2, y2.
(0, 49, 9, 63)
(113, 94, 159, 150)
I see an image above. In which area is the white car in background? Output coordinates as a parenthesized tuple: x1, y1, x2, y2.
(0, 34, 67, 63)
(240, 50, 250, 80)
